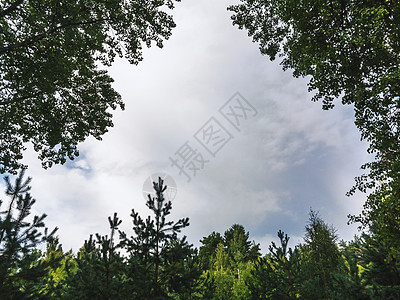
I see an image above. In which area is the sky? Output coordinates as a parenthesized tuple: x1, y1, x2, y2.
(5, 0, 371, 253)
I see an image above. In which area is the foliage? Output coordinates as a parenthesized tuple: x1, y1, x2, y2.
(36, 238, 74, 299)
(197, 225, 260, 299)
(160, 236, 202, 299)
(212, 242, 234, 299)
(299, 210, 343, 299)
(1, 172, 399, 299)
(228, 0, 399, 149)
(356, 228, 400, 299)
(119, 176, 194, 299)
(198, 231, 223, 271)
(349, 175, 400, 246)
(0, 0, 181, 174)
(0, 170, 57, 298)
(338, 238, 372, 300)
(224, 224, 261, 266)
(247, 230, 300, 299)
(64, 213, 130, 300)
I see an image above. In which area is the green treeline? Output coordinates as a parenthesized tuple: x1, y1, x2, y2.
(1, 172, 399, 299)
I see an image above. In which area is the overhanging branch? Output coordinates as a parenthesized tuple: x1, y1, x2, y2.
(0, 17, 113, 55)
(0, 0, 24, 18)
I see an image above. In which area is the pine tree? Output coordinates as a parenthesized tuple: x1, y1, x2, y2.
(0, 170, 57, 298)
(198, 231, 223, 271)
(299, 210, 343, 299)
(38, 237, 74, 298)
(337, 238, 370, 300)
(65, 213, 129, 300)
(120, 176, 193, 299)
(160, 236, 202, 299)
(223, 224, 261, 266)
(357, 227, 400, 299)
(247, 230, 300, 299)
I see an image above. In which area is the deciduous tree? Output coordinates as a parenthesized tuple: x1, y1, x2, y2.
(0, 0, 181, 174)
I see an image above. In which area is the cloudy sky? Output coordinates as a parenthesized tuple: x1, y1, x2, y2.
(5, 0, 371, 253)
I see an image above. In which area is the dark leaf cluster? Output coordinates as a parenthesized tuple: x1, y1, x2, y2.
(0, 0, 180, 174)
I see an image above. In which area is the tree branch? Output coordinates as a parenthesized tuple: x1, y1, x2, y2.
(0, 17, 113, 55)
(0, 95, 30, 106)
(0, 0, 24, 18)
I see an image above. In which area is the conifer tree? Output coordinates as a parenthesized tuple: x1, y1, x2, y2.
(36, 237, 74, 298)
(120, 176, 193, 299)
(65, 213, 129, 300)
(356, 228, 400, 299)
(212, 242, 234, 299)
(224, 224, 261, 266)
(0, 170, 57, 298)
(198, 231, 223, 271)
(247, 230, 300, 299)
(160, 236, 202, 299)
(337, 238, 370, 300)
(299, 210, 343, 299)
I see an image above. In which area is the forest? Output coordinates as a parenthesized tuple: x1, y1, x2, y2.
(0, 171, 399, 299)
(1, 0, 400, 299)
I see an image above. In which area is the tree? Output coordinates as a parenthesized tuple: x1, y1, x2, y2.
(228, 0, 399, 152)
(223, 224, 261, 266)
(355, 227, 400, 299)
(248, 230, 300, 299)
(0, 0, 181, 174)
(198, 231, 223, 271)
(223, 224, 260, 299)
(0, 170, 57, 298)
(299, 210, 343, 299)
(197, 225, 260, 300)
(228, 0, 400, 236)
(120, 176, 192, 299)
(349, 175, 400, 249)
(36, 238, 74, 299)
(212, 242, 235, 300)
(160, 236, 202, 299)
(338, 237, 373, 300)
(65, 213, 130, 300)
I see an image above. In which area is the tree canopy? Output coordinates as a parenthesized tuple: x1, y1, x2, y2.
(0, 0, 180, 174)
